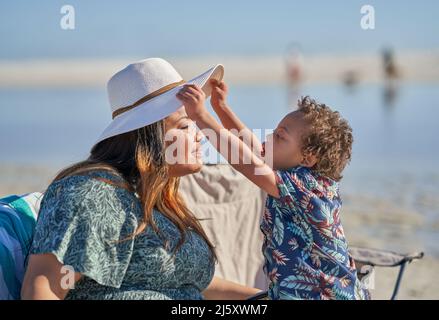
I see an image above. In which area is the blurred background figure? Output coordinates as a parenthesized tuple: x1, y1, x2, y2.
(382, 47, 400, 109)
(342, 70, 360, 93)
(284, 42, 304, 107)
(382, 47, 400, 80)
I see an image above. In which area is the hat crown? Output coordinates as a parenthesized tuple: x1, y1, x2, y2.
(107, 58, 183, 112)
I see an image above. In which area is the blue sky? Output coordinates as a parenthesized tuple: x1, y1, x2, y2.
(0, 0, 438, 59)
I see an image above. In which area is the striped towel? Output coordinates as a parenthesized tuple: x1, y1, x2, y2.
(0, 192, 43, 300)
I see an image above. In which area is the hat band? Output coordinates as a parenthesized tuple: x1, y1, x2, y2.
(112, 80, 186, 119)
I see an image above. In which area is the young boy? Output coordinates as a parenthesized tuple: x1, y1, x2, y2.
(177, 80, 370, 300)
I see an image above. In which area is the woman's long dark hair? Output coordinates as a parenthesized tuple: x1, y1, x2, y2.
(51, 120, 216, 260)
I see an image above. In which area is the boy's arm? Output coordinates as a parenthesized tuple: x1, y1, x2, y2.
(210, 80, 263, 156)
(177, 84, 279, 198)
(195, 111, 279, 198)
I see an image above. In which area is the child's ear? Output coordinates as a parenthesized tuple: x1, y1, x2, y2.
(301, 153, 318, 168)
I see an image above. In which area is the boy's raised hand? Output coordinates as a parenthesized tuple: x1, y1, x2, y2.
(210, 79, 229, 111)
(176, 84, 207, 120)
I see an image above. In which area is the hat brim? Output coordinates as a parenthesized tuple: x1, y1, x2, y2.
(94, 64, 224, 146)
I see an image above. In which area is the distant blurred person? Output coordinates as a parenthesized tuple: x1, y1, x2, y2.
(382, 48, 400, 80)
(286, 43, 304, 84)
(285, 43, 304, 105)
(342, 70, 360, 94)
(382, 48, 400, 108)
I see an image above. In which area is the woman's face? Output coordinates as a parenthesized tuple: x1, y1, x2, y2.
(165, 106, 203, 177)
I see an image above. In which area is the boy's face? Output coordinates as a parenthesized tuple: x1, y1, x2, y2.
(263, 111, 315, 170)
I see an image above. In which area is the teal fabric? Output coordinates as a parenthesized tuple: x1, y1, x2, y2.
(0, 241, 21, 299)
(0, 193, 40, 300)
(1, 196, 37, 255)
(30, 170, 215, 300)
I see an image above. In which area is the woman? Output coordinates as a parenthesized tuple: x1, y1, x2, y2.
(21, 58, 260, 300)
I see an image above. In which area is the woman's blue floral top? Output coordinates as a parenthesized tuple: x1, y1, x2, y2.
(30, 170, 215, 300)
(261, 166, 370, 300)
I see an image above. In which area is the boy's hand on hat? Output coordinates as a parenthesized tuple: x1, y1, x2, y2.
(177, 84, 207, 119)
(210, 79, 229, 111)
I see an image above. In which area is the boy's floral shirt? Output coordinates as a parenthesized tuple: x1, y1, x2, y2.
(261, 166, 370, 300)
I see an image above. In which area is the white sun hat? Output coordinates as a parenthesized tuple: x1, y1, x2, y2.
(94, 58, 224, 145)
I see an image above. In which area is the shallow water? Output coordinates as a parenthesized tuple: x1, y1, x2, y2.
(1, 83, 438, 256)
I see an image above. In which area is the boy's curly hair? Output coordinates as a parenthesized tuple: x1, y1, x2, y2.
(298, 96, 353, 181)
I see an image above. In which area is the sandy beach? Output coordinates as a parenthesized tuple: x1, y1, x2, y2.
(1, 50, 439, 88)
(342, 198, 439, 300)
(1, 164, 438, 300)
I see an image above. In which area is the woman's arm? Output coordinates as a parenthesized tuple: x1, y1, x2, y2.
(203, 276, 262, 300)
(21, 253, 82, 300)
